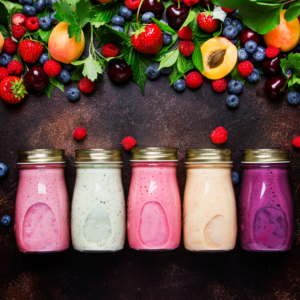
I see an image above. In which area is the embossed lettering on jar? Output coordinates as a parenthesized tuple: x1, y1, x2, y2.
(14, 150, 69, 253)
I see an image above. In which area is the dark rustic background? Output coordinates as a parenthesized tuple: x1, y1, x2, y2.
(0, 68, 300, 300)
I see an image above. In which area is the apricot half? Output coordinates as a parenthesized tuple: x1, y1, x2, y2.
(264, 10, 300, 52)
(48, 22, 85, 64)
(201, 37, 237, 80)
(0, 32, 4, 55)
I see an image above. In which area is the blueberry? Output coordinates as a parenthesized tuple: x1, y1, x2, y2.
(39, 53, 49, 66)
(173, 79, 186, 92)
(249, 55, 257, 64)
(230, 39, 238, 45)
(61, 63, 73, 71)
(146, 64, 161, 80)
(34, 0, 46, 13)
(287, 92, 300, 106)
(22, 5, 36, 17)
(231, 10, 238, 19)
(111, 15, 125, 26)
(0, 163, 8, 178)
(19, 0, 32, 5)
(281, 68, 293, 79)
(228, 79, 243, 95)
(58, 69, 71, 84)
(46, 0, 58, 10)
(224, 17, 232, 27)
(238, 48, 249, 62)
(252, 49, 265, 62)
(247, 68, 260, 83)
(231, 171, 239, 185)
(112, 25, 124, 32)
(142, 12, 155, 24)
(39, 16, 52, 31)
(163, 32, 172, 46)
(1, 215, 11, 227)
(119, 6, 132, 20)
(159, 19, 168, 25)
(223, 25, 239, 40)
(67, 88, 80, 101)
(232, 19, 243, 32)
(0, 53, 12, 67)
(245, 40, 258, 54)
(226, 95, 240, 109)
(257, 46, 266, 53)
(50, 11, 58, 25)
(161, 67, 173, 75)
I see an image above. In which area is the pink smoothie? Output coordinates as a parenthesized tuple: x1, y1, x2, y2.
(127, 162, 181, 250)
(15, 164, 69, 253)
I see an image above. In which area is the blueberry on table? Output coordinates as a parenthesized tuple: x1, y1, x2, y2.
(232, 19, 243, 32)
(146, 64, 161, 80)
(67, 88, 80, 102)
(228, 79, 243, 95)
(1, 216, 11, 227)
(231, 10, 238, 19)
(231, 171, 239, 185)
(287, 92, 300, 106)
(22, 5, 36, 17)
(226, 95, 240, 109)
(61, 63, 73, 71)
(39, 16, 52, 31)
(252, 50, 265, 62)
(161, 67, 173, 75)
(111, 15, 125, 26)
(247, 69, 260, 83)
(223, 25, 239, 40)
(0, 53, 12, 67)
(163, 32, 172, 46)
(39, 53, 49, 66)
(0, 163, 8, 178)
(281, 68, 293, 79)
(34, 0, 46, 13)
(238, 48, 249, 62)
(173, 79, 186, 92)
(245, 40, 258, 54)
(58, 69, 71, 84)
(224, 17, 232, 27)
(142, 12, 155, 24)
(119, 6, 132, 20)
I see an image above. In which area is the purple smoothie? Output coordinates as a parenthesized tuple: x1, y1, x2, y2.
(239, 163, 294, 251)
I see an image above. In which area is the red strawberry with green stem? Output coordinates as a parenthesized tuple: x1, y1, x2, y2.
(197, 8, 220, 33)
(18, 39, 43, 63)
(0, 76, 27, 104)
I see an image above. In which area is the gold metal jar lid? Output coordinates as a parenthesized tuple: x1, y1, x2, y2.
(75, 149, 122, 163)
(18, 149, 65, 164)
(185, 149, 232, 163)
(242, 149, 290, 163)
(131, 147, 177, 161)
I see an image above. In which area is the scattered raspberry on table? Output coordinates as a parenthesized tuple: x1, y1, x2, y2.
(79, 77, 95, 94)
(122, 136, 137, 151)
(238, 61, 254, 77)
(211, 126, 228, 144)
(212, 78, 227, 93)
(186, 71, 203, 89)
(292, 137, 300, 148)
(73, 127, 87, 140)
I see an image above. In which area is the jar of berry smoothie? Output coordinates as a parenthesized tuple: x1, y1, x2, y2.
(15, 150, 69, 253)
(239, 149, 294, 252)
(183, 149, 237, 252)
(71, 149, 126, 252)
(127, 148, 181, 250)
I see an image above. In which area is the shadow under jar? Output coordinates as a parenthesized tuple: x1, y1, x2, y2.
(71, 149, 126, 252)
(15, 150, 69, 253)
(183, 149, 237, 252)
(239, 149, 294, 252)
(127, 148, 181, 250)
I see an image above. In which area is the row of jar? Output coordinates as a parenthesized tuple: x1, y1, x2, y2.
(14, 147, 294, 253)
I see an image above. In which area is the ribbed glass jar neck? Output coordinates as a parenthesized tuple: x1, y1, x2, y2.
(186, 163, 233, 169)
(75, 163, 123, 169)
(130, 162, 178, 168)
(242, 163, 289, 169)
(18, 163, 66, 170)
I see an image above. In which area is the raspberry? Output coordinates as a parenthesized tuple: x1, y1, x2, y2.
(178, 26, 193, 40)
(26, 17, 39, 31)
(43, 60, 62, 77)
(184, 0, 199, 6)
(265, 46, 280, 58)
(12, 13, 26, 26)
(212, 78, 227, 93)
(238, 61, 254, 77)
(179, 40, 195, 57)
(124, 0, 141, 10)
(11, 25, 26, 40)
(4, 38, 18, 54)
(102, 43, 120, 58)
(0, 67, 9, 82)
(73, 127, 87, 140)
(292, 137, 300, 148)
(7, 60, 23, 76)
(185, 71, 203, 89)
(122, 136, 137, 151)
(78, 77, 95, 93)
(222, 7, 235, 13)
(211, 126, 228, 144)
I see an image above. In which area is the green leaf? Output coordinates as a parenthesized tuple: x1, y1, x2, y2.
(49, 76, 64, 93)
(238, 0, 283, 35)
(71, 64, 84, 81)
(92, 1, 122, 23)
(0, 25, 9, 38)
(231, 64, 246, 85)
(154, 33, 178, 61)
(82, 57, 103, 81)
(39, 28, 53, 43)
(169, 57, 194, 85)
(213, 23, 223, 38)
(288, 75, 300, 93)
(211, 0, 245, 10)
(162, 0, 174, 9)
(76, 0, 95, 27)
(104, 24, 130, 42)
(159, 49, 179, 70)
(192, 37, 204, 73)
(177, 52, 186, 75)
(180, 10, 196, 30)
(281, 53, 300, 78)
(284, 2, 300, 22)
(0, 0, 22, 30)
(152, 18, 176, 34)
(41, 82, 55, 98)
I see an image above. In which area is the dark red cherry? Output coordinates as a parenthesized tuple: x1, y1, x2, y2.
(240, 28, 262, 47)
(199, 0, 213, 8)
(262, 53, 284, 76)
(166, 4, 189, 30)
(141, 0, 165, 18)
(24, 66, 49, 93)
(265, 76, 287, 99)
(107, 60, 132, 83)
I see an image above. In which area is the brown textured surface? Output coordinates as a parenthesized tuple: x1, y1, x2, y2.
(0, 70, 300, 300)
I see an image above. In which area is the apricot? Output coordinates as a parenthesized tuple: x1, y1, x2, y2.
(264, 10, 300, 52)
(0, 32, 4, 55)
(201, 37, 237, 80)
(48, 22, 85, 64)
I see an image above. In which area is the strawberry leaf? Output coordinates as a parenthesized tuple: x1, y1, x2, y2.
(41, 82, 55, 98)
(39, 28, 53, 43)
(71, 64, 84, 82)
(92, 1, 122, 23)
(49, 76, 64, 93)
(284, 2, 300, 22)
(169, 57, 194, 85)
(177, 52, 186, 75)
(152, 18, 176, 34)
(180, 10, 196, 30)
(159, 49, 179, 70)
(192, 37, 204, 73)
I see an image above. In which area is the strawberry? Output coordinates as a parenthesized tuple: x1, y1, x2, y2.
(0, 76, 27, 104)
(197, 11, 220, 33)
(18, 40, 43, 63)
(131, 24, 163, 54)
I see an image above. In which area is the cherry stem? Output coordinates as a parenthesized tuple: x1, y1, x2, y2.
(178, 0, 180, 9)
(136, 0, 145, 30)
(282, 0, 296, 4)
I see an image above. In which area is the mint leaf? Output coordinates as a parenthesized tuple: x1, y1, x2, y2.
(39, 28, 53, 43)
(49, 76, 64, 93)
(238, 0, 283, 35)
(213, 23, 222, 38)
(75, 0, 95, 27)
(154, 33, 178, 61)
(177, 52, 186, 75)
(211, 0, 245, 10)
(152, 18, 176, 34)
(41, 82, 55, 98)
(231, 64, 246, 85)
(284, 2, 300, 22)
(281, 53, 300, 77)
(192, 37, 204, 73)
(180, 10, 196, 30)
(71, 64, 84, 81)
(159, 49, 179, 69)
(93, 1, 122, 23)
(169, 57, 194, 85)
(82, 57, 103, 81)
(0, 25, 9, 38)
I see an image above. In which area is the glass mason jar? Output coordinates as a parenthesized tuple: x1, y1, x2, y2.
(183, 149, 237, 252)
(239, 149, 294, 252)
(15, 149, 69, 253)
(127, 148, 181, 250)
(71, 149, 126, 252)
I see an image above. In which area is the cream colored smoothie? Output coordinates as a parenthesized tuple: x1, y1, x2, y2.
(183, 149, 237, 252)
(71, 150, 126, 252)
